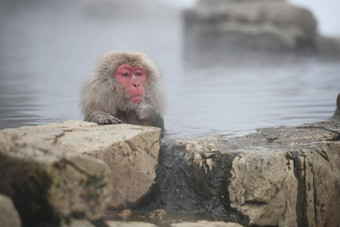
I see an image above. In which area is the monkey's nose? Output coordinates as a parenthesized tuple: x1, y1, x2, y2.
(133, 83, 140, 88)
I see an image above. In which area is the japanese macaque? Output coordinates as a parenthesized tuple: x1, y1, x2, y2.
(81, 50, 165, 131)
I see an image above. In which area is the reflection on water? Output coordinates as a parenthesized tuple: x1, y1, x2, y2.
(0, 1, 339, 138)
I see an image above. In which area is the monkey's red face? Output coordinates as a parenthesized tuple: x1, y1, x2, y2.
(115, 64, 147, 104)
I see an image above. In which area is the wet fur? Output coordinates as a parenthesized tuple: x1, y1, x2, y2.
(81, 50, 165, 124)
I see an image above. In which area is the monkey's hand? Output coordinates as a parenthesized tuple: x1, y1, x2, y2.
(136, 104, 164, 130)
(86, 111, 122, 125)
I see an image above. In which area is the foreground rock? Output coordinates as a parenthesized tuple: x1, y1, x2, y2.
(0, 194, 21, 227)
(332, 93, 340, 120)
(1, 104, 339, 226)
(106, 220, 242, 227)
(0, 121, 161, 226)
(184, 0, 340, 65)
(146, 119, 340, 226)
(171, 221, 243, 227)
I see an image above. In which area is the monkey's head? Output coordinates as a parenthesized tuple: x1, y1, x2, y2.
(93, 50, 164, 112)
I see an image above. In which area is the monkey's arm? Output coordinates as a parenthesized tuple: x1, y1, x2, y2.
(85, 111, 122, 125)
(136, 104, 165, 131)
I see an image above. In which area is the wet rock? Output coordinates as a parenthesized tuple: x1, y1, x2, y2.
(106, 221, 157, 227)
(0, 121, 161, 226)
(226, 120, 340, 226)
(149, 137, 248, 224)
(148, 119, 340, 226)
(0, 194, 21, 227)
(149, 209, 167, 220)
(184, 0, 340, 65)
(119, 209, 133, 220)
(60, 219, 95, 227)
(171, 220, 243, 227)
(331, 93, 340, 119)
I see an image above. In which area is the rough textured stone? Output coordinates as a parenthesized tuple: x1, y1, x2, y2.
(331, 93, 340, 120)
(0, 126, 112, 226)
(229, 151, 298, 226)
(171, 221, 243, 227)
(227, 120, 340, 226)
(106, 221, 157, 227)
(52, 121, 162, 208)
(0, 194, 21, 227)
(60, 219, 95, 227)
(0, 121, 161, 226)
(146, 137, 249, 224)
(145, 119, 340, 226)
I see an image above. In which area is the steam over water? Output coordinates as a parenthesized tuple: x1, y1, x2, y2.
(0, 0, 339, 138)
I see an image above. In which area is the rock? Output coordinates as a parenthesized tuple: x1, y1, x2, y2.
(148, 137, 249, 224)
(171, 221, 243, 227)
(0, 121, 161, 226)
(317, 36, 340, 57)
(229, 151, 298, 226)
(119, 209, 133, 220)
(0, 124, 112, 226)
(331, 93, 340, 119)
(226, 120, 340, 226)
(106, 221, 157, 227)
(149, 208, 167, 220)
(49, 121, 161, 208)
(60, 219, 95, 227)
(147, 119, 340, 226)
(183, 0, 340, 65)
(0, 194, 21, 227)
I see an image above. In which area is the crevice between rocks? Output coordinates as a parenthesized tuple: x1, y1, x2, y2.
(286, 151, 309, 227)
(312, 166, 318, 227)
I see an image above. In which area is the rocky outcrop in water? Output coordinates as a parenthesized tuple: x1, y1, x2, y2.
(149, 119, 340, 226)
(184, 0, 340, 65)
(332, 93, 340, 120)
(0, 121, 161, 226)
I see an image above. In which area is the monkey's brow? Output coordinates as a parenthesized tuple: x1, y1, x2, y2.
(120, 54, 142, 65)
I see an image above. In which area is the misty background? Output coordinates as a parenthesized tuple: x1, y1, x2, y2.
(0, 0, 339, 138)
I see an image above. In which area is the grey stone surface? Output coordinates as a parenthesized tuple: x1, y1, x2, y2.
(0, 121, 161, 226)
(0, 111, 339, 226)
(331, 93, 340, 120)
(229, 151, 298, 226)
(53, 121, 162, 208)
(107, 221, 157, 227)
(147, 119, 340, 226)
(171, 221, 243, 227)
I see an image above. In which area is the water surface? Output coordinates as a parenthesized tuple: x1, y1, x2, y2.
(0, 1, 339, 138)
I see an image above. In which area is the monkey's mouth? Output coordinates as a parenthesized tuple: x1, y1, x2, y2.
(131, 95, 144, 104)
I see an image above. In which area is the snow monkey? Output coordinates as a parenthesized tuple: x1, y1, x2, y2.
(81, 50, 165, 132)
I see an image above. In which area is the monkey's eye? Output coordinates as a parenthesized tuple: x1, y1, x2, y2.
(135, 72, 142, 76)
(122, 73, 129, 77)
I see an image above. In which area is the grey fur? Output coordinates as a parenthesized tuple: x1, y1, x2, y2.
(81, 50, 165, 129)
